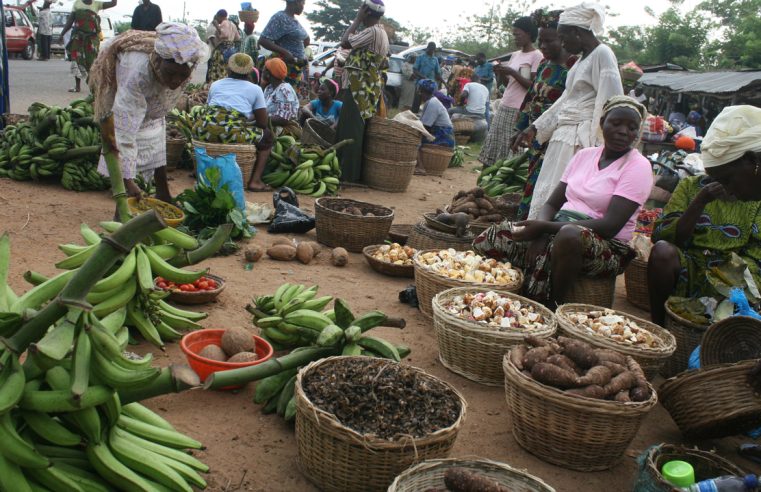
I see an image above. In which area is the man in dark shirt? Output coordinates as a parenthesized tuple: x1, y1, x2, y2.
(131, 0, 162, 31)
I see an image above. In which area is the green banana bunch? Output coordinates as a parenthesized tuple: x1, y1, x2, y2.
(449, 145, 466, 168)
(477, 151, 530, 197)
(262, 136, 342, 197)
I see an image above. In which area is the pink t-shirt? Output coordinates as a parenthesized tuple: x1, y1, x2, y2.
(560, 146, 653, 242)
(500, 49, 543, 109)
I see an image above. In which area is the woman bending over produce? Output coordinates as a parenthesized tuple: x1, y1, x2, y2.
(648, 105, 761, 326)
(473, 96, 652, 306)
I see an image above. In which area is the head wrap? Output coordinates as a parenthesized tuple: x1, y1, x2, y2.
(321, 77, 339, 97)
(512, 16, 538, 43)
(417, 79, 437, 94)
(216, 9, 227, 18)
(228, 53, 254, 75)
(228, 15, 239, 25)
(154, 22, 208, 65)
(701, 105, 761, 168)
(602, 95, 647, 122)
(532, 9, 563, 29)
(559, 2, 606, 36)
(675, 135, 696, 152)
(364, 0, 385, 15)
(265, 57, 288, 80)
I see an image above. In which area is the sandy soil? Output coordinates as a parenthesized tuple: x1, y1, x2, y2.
(0, 160, 756, 492)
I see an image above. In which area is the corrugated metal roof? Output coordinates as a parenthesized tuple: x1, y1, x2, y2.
(639, 71, 761, 95)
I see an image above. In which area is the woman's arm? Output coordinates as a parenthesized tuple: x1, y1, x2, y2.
(102, 0, 118, 10)
(259, 37, 294, 62)
(673, 182, 728, 247)
(340, 5, 367, 49)
(59, 12, 74, 39)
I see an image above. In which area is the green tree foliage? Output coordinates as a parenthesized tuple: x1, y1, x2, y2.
(700, 0, 761, 68)
(306, 0, 404, 43)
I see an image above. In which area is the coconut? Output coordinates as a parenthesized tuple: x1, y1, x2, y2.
(221, 327, 255, 356)
(199, 344, 228, 362)
(227, 351, 259, 363)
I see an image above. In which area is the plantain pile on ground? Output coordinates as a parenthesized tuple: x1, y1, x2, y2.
(262, 135, 342, 197)
(477, 152, 529, 197)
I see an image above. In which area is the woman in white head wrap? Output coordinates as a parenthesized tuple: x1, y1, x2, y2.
(90, 23, 207, 202)
(648, 105, 761, 328)
(513, 1, 623, 220)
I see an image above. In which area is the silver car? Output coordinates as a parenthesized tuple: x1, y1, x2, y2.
(385, 46, 471, 107)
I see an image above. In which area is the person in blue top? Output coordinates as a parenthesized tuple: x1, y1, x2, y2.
(473, 52, 495, 94)
(259, 0, 309, 87)
(300, 78, 343, 129)
(412, 42, 443, 112)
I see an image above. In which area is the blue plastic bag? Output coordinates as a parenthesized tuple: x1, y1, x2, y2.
(194, 147, 245, 212)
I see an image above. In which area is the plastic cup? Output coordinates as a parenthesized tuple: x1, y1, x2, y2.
(662, 460, 695, 487)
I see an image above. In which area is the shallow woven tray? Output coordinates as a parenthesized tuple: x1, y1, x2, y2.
(295, 356, 467, 492)
(388, 458, 556, 492)
(564, 275, 617, 308)
(364, 117, 420, 162)
(624, 257, 650, 311)
(414, 249, 523, 318)
(162, 273, 225, 305)
(423, 212, 458, 235)
(503, 351, 657, 471)
(362, 154, 416, 193)
(388, 224, 412, 245)
(407, 222, 473, 252)
(555, 303, 676, 380)
(433, 287, 556, 385)
(362, 245, 414, 278)
(701, 316, 761, 366)
(633, 443, 745, 492)
(127, 197, 184, 228)
(660, 302, 709, 378)
(315, 197, 394, 253)
(192, 139, 257, 182)
(659, 360, 761, 439)
(418, 144, 454, 177)
(302, 118, 336, 148)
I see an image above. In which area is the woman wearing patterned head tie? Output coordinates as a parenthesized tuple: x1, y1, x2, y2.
(89, 23, 208, 203)
(648, 105, 761, 326)
(474, 96, 652, 306)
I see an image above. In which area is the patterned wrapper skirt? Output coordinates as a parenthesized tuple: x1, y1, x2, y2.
(479, 105, 519, 167)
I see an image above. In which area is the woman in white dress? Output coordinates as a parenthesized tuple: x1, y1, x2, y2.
(514, 2, 623, 219)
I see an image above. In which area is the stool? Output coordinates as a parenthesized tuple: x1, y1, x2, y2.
(564, 275, 617, 308)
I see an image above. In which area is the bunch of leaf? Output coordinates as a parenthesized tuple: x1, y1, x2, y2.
(449, 145, 467, 168)
(706, 252, 760, 305)
(177, 167, 253, 241)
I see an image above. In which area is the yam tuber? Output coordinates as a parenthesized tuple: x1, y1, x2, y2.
(599, 361, 627, 376)
(614, 390, 632, 403)
(577, 365, 613, 387)
(565, 385, 607, 399)
(509, 345, 528, 371)
(531, 362, 580, 389)
(603, 371, 636, 397)
(525, 335, 549, 348)
(475, 198, 494, 211)
(630, 386, 651, 402)
(546, 354, 582, 375)
(303, 241, 322, 257)
(443, 468, 511, 492)
(451, 201, 477, 214)
(595, 349, 627, 366)
(626, 356, 648, 389)
(331, 248, 349, 267)
(560, 339, 599, 369)
(271, 237, 295, 247)
(267, 244, 297, 261)
(522, 346, 553, 370)
(296, 242, 314, 265)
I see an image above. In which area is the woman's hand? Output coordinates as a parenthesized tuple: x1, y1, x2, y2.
(696, 181, 731, 205)
(356, 4, 369, 21)
(124, 179, 142, 200)
(513, 126, 537, 151)
(511, 220, 548, 242)
(524, 235, 550, 265)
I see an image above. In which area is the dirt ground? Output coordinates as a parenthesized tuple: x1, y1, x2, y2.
(0, 159, 756, 492)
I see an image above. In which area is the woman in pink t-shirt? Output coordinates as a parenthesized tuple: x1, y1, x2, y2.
(479, 16, 543, 166)
(473, 96, 652, 306)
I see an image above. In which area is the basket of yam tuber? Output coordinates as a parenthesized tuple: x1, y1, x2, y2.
(444, 188, 517, 237)
(659, 360, 761, 439)
(433, 288, 557, 386)
(363, 243, 416, 278)
(503, 336, 657, 471)
(295, 356, 466, 492)
(555, 304, 676, 380)
(315, 197, 394, 252)
(388, 458, 556, 492)
(414, 249, 523, 318)
(633, 443, 745, 492)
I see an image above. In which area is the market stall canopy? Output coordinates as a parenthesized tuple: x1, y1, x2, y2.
(639, 70, 761, 100)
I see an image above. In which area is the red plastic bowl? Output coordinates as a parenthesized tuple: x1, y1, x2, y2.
(180, 329, 273, 390)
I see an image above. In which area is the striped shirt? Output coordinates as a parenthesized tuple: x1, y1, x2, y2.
(348, 24, 389, 57)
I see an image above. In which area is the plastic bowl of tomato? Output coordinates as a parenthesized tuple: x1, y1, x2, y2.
(155, 273, 226, 305)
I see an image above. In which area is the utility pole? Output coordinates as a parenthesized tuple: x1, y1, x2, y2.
(182, 1, 186, 24)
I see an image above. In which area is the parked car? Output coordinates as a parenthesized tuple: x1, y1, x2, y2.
(385, 46, 471, 107)
(308, 48, 337, 80)
(4, 6, 36, 60)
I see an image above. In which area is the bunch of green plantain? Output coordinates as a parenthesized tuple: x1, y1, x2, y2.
(477, 151, 530, 197)
(262, 135, 341, 197)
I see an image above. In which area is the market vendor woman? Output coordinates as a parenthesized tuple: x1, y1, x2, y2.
(648, 105, 761, 326)
(473, 96, 652, 306)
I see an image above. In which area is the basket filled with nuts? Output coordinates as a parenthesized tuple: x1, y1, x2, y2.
(556, 304, 676, 380)
(363, 244, 416, 278)
(433, 288, 556, 385)
(414, 249, 523, 318)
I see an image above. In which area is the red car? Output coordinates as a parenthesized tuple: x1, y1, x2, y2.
(4, 6, 35, 60)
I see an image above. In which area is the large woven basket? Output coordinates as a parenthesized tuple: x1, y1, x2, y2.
(192, 140, 257, 182)
(633, 444, 745, 492)
(364, 117, 420, 162)
(407, 222, 473, 252)
(701, 316, 761, 366)
(414, 250, 524, 318)
(555, 304, 676, 380)
(302, 118, 336, 148)
(418, 144, 454, 177)
(315, 197, 394, 253)
(503, 351, 657, 471)
(362, 245, 414, 278)
(624, 257, 649, 311)
(362, 154, 416, 193)
(295, 356, 467, 492)
(659, 360, 761, 439)
(454, 134, 471, 145)
(238, 10, 259, 23)
(388, 458, 556, 492)
(564, 275, 617, 308)
(433, 287, 557, 385)
(660, 302, 709, 378)
(166, 138, 185, 169)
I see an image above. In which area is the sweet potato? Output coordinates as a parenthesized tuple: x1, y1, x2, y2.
(630, 386, 652, 402)
(331, 247, 349, 267)
(565, 385, 606, 399)
(525, 335, 549, 348)
(595, 349, 627, 366)
(266, 244, 297, 261)
(451, 201, 478, 214)
(577, 365, 613, 387)
(559, 339, 599, 369)
(468, 187, 485, 198)
(296, 243, 314, 265)
(522, 346, 553, 370)
(626, 356, 648, 388)
(453, 190, 469, 200)
(475, 198, 494, 211)
(546, 354, 582, 376)
(509, 345, 528, 371)
(599, 361, 627, 376)
(603, 371, 636, 397)
(444, 468, 511, 492)
(614, 390, 632, 403)
(531, 362, 580, 389)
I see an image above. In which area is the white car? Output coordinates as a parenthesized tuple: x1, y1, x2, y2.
(50, 8, 115, 53)
(385, 46, 471, 107)
(308, 48, 337, 80)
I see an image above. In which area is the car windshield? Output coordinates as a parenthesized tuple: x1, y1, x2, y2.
(388, 57, 403, 73)
(52, 12, 68, 28)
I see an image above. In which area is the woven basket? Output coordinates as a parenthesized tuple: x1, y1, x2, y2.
(362, 154, 416, 193)
(701, 316, 761, 366)
(455, 134, 471, 145)
(503, 351, 657, 471)
(388, 224, 413, 245)
(555, 304, 676, 380)
(452, 118, 475, 134)
(407, 222, 473, 252)
(388, 458, 556, 492)
(418, 144, 454, 177)
(660, 302, 709, 378)
(362, 245, 414, 278)
(433, 287, 557, 385)
(624, 257, 650, 311)
(302, 118, 336, 148)
(364, 117, 420, 162)
(238, 10, 259, 23)
(3, 113, 29, 126)
(414, 250, 524, 318)
(192, 140, 257, 182)
(166, 138, 185, 170)
(659, 360, 761, 439)
(633, 444, 745, 492)
(162, 274, 225, 305)
(315, 197, 394, 253)
(295, 356, 467, 492)
(564, 275, 617, 308)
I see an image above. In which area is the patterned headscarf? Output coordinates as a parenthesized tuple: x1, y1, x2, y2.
(154, 22, 208, 65)
(603, 95, 647, 122)
(417, 79, 437, 94)
(532, 9, 563, 29)
(364, 0, 385, 15)
(265, 57, 288, 80)
(559, 2, 606, 36)
(702, 105, 761, 168)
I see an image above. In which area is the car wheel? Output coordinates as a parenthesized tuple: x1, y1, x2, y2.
(22, 40, 35, 60)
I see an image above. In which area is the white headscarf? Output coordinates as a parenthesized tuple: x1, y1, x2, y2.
(559, 2, 606, 36)
(701, 105, 761, 168)
(154, 22, 209, 65)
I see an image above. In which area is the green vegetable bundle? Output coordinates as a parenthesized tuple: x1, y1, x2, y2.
(477, 152, 530, 197)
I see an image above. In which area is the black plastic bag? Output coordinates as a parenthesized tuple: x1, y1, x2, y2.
(398, 285, 419, 308)
(268, 187, 315, 234)
(273, 187, 299, 208)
